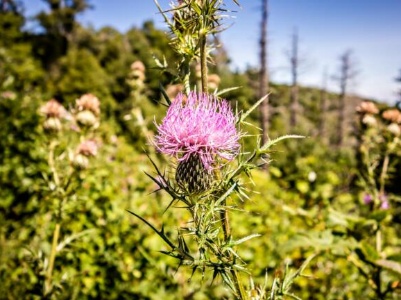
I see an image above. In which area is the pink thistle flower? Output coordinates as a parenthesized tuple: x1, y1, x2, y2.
(363, 193, 373, 205)
(154, 92, 240, 171)
(154, 92, 240, 194)
(77, 140, 98, 157)
(40, 99, 67, 119)
(76, 94, 100, 116)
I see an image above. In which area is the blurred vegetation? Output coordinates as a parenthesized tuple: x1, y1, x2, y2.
(0, 1, 400, 299)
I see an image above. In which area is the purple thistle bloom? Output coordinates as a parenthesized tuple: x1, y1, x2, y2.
(379, 194, 390, 210)
(154, 92, 240, 170)
(363, 193, 373, 205)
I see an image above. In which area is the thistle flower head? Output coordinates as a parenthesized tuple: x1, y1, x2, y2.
(40, 99, 66, 119)
(382, 109, 401, 124)
(155, 92, 240, 194)
(356, 101, 379, 115)
(77, 140, 98, 157)
(155, 92, 240, 171)
(76, 94, 100, 116)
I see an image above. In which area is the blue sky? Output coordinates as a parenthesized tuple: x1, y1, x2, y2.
(24, 0, 401, 103)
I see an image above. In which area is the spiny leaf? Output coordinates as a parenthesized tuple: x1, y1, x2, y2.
(215, 181, 237, 206)
(231, 233, 261, 246)
(127, 209, 176, 250)
(239, 94, 269, 124)
(284, 252, 317, 286)
(259, 134, 305, 153)
(159, 83, 172, 106)
(215, 86, 240, 97)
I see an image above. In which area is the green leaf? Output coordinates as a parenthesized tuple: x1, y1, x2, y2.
(368, 210, 388, 222)
(239, 94, 269, 123)
(359, 241, 380, 262)
(231, 233, 261, 246)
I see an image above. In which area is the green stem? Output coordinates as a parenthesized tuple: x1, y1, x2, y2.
(45, 222, 61, 294)
(379, 153, 389, 196)
(220, 200, 248, 300)
(374, 223, 383, 299)
(200, 32, 208, 92)
(48, 140, 60, 186)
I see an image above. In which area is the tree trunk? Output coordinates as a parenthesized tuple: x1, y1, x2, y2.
(259, 0, 269, 146)
(289, 28, 299, 129)
(319, 68, 328, 142)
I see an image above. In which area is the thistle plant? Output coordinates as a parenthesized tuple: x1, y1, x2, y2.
(125, 60, 151, 139)
(350, 101, 401, 298)
(128, 1, 311, 299)
(36, 94, 101, 297)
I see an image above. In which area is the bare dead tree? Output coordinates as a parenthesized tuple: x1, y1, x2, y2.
(259, 0, 270, 145)
(318, 67, 329, 141)
(289, 28, 299, 128)
(334, 50, 357, 147)
(0, 0, 22, 13)
(395, 69, 401, 107)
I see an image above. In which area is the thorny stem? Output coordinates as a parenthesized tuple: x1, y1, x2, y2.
(220, 199, 247, 300)
(48, 140, 60, 187)
(379, 153, 389, 196)
(200, 32, 208, 92)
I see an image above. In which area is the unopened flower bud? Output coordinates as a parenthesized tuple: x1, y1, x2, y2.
(362, 114, 377, 126)
(72, 140, 98, 170)
(208, 74, 221, 90)
(43, 117, 62, 132)
(72, 154, 89, 170)
(130, 61, 146, 73)
(387, 123, 401, 136)
(76, 110, 98, 127)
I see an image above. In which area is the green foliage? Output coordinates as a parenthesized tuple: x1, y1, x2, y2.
(1, 1, 400, 299)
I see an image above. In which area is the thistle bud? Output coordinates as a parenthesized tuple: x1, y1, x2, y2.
(43, 117, 62, 132)
(72, 140, 98, 170)
(76, 110, 98, 128)
(72, 154, 89, 170)
(387, 123, 401, 136)
(362, 114, 377, 126)
(208, 74, 221, 90)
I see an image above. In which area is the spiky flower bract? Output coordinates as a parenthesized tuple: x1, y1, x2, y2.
(154, 92, 240, 193)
